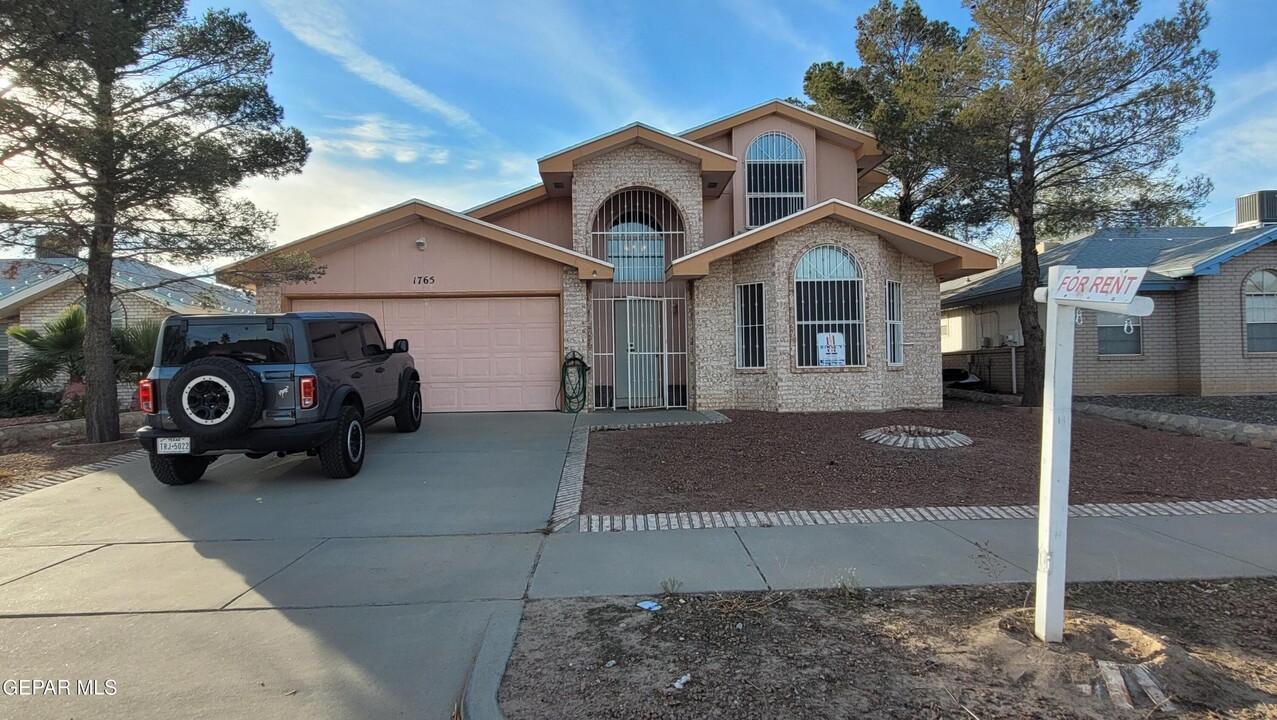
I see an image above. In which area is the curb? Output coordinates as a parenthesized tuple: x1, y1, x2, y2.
(460, 603, 524, 720)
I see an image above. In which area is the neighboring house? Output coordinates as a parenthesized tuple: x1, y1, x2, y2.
(222, 100, 996, 413)
(0, 256, 255, 403)
(940, 191, 1277, 396)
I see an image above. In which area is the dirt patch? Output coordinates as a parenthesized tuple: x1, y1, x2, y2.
(582, 400, 1277, 514)
(500, 579, 1277, 719)
(0, 414, 58, 429)
(0, 424, 142, 492)
(1079, 395, 1277, 425)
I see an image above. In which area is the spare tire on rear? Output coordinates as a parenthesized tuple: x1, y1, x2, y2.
(166, 357, 265, 441)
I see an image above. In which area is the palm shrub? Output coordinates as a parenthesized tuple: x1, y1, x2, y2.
(5, 305, 86, 403)
(112, 319, 160, 382)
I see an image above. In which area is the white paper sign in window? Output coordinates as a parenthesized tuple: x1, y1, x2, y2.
(816, 332, 846, 366)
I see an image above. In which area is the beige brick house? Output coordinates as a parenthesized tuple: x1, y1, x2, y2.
(941, 194, 1277, 396)
(224, 101, 996, 412)
(0, 257, 255, 404)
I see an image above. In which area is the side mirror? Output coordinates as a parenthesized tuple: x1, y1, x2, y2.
(392, 338, 409, 353)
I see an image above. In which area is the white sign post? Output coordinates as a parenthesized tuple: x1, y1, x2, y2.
(1031, 265, 1152, 643)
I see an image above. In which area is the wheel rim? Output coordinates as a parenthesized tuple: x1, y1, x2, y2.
(412, 390, 422, 422)
(347, 419, 364, 463)
(181, 375, 236, 425)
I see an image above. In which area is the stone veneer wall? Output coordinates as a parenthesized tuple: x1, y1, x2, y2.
(690, 218, 943, 412)
(570, 143, 705, 410)
(255, 283, 282, 313)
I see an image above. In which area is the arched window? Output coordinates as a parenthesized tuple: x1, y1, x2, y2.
(1244, 268, 1277, 353)
(794, 245, 864, 367)
(591, 188, 684, 284)
(746, 131, 804, 227)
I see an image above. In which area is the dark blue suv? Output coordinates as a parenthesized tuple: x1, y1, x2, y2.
(136, 312, 421, 485)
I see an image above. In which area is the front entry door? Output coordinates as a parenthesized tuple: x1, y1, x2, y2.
(614, 298, 665, 409)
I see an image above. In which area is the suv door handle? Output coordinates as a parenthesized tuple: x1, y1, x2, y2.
(351, 371, 363, 379)
(375, 367, 386, 373)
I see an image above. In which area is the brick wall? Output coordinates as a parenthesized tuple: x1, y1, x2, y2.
(10, 281, 174, 407)
(690, 218, 943, 412)
(1194, 243, 1277, 394)
(255, 283, 282, 313)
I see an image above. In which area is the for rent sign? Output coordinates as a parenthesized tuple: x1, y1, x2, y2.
(1051, 267, 1147, 304)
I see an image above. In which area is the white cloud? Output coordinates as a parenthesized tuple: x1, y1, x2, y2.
(719, 0, 832, 60)
(262, 0, 483, 135)
(239, 156, 530, 245)
(309, 114, 451, 165)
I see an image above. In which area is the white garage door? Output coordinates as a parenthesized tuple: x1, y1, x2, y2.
(291, 297, 561, 412)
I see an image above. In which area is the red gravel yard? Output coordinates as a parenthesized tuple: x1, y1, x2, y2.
(581, 400, 1277, 515)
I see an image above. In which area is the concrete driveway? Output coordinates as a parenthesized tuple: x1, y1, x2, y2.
(0, 412, 575, 719)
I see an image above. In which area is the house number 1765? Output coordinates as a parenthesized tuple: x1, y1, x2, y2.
(411, 275, 436, 285)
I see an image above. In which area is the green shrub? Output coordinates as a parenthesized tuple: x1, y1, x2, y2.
(56, 395, 86, 420)
(0, 385, 60, 418)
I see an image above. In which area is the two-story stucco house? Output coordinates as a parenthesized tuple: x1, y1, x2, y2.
(223, 101, 997, 412)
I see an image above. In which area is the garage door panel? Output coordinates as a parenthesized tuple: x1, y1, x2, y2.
(292, 296, 561, 411)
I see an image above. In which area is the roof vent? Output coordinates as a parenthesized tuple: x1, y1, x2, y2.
(1234, 190, 1277, 231)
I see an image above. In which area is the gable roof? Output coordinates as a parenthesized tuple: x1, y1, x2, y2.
(940, 225, 1277, 308)
(0, 256, 254, 318)
(538, 122, 737, 198)
(667, 199, 997, 281)
(681, 99, 888, 175)
(218, 198, 614, 286)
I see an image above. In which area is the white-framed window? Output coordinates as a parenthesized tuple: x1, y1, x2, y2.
(735, 282, 766, 369)
(885, 280, 904, 365)
(1096, 310, 1142, 355)
(1244, 268, 1277, 353)
(794, 245, 865, 367)
(940, 316, 951, 338)
(746, 131, 804, 228)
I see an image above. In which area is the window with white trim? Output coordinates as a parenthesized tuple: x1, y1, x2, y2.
(940, 316, 951, 337)
(1096, 310, 1142, 355)
(1244, 268, 1277, 353)
(885, 280, 904, 365)
(746, 132, 804, 227)
(735, 283, 765, 368)
(795, 245, 864, 367)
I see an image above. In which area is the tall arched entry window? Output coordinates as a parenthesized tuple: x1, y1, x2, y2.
(589, 188, 688, 409)
(794, 245, 865, 367)
(746, 131, 805, 228)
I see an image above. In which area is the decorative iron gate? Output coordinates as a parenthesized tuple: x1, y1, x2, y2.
(589, 188, 689, 410)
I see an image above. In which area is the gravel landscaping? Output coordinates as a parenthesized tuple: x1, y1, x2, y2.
(500, 579, 1277, 719)
(0, 426, 142, 492)
(1079, 395, 1277, 425)
(582, 400, 1277, 515)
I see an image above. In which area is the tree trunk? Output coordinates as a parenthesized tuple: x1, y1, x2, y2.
(84, 70, 119, 443)
(1011, 157, 1042, 408)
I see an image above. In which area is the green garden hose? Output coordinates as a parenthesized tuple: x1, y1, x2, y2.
(558, 350, 589, 413)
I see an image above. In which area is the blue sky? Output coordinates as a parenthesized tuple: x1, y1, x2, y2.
(194, 0, 1277, 244)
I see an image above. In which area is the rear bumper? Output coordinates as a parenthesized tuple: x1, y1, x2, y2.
(137, 421, 339, 456)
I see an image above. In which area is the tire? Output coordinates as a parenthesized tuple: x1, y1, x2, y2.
(167, 357, 264, 441)
(394, 380, 422, 433)
(319, 405, 365, 479)
(150, 455, 215, 486)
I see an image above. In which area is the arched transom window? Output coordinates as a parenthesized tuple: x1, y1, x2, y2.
(794, 245, 864, 367)
(746, 131, 804, 228)
(1244, 268, 1277, 353)
(591, 188, 685, 284)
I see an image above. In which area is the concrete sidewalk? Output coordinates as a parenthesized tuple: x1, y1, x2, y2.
(529, 511, 1277, 598)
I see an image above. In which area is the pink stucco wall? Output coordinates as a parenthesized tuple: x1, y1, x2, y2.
(486, 196, 573, 249)
(278, 220, 564, 298)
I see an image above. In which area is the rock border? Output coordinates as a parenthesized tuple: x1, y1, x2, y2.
(943, 387, 1277, 452)
(0, 449, 147, 503)
(578, 497, 1277, 533)
(860, 425, 973, 449)
(549, 410, 731, 532)
(0, 412, 146, 449)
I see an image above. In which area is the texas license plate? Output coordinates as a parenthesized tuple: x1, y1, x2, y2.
(157, 437, 191, 455)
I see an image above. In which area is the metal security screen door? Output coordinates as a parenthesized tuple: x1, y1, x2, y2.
(589, 187, 689, 410)
(615, 298, 665, 408)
